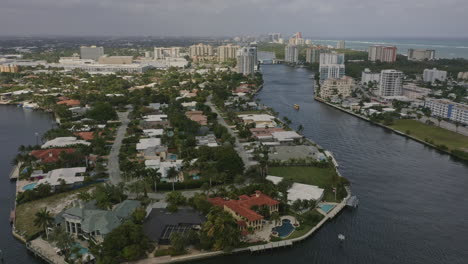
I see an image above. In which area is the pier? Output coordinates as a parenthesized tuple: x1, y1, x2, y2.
(8, 162, 22, 180)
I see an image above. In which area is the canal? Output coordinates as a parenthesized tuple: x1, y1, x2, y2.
(192, 64, 468, 264)
(2, 65, 468, 263)
(0, 106, 54, 263)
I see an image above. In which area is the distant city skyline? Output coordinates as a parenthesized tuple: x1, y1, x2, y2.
(0, 0, 467, 37)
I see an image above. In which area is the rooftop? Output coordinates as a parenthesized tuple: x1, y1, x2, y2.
(30, 148, 76, 163)
(42, 137, 91, 149)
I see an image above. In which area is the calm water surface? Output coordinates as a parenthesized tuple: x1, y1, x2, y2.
(0, 106, 54, 263)
(2, 65, 468, 263)
(191, 64, 468, 264)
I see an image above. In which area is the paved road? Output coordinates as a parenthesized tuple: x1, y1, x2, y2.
(108, 109, 131, 185)
(206, 95, 253, 169)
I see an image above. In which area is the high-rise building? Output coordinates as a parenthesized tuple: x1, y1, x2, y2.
(379, 70, 403, 96)
(320, 76, 355, 99)
(284, 45, 299, 64)
(289, 32, 305, 46)
(218, 44, 240, 62)
(306, 48, 326, 63)
(407, 49, 435, 61)
(154, 47, 181, 59)
(336, 40, 345, 49)
(361, 68, 381, 84)
(268, 33, 282, 43)
(236, 46, 257, 76)
(319, 53, 345, 80)
(80, 46, 104, 61)
(368, 46, 397, 62)
(189, 44, 214, 57)
(423, 68, 447, 83)
(424, 98, 468, 125)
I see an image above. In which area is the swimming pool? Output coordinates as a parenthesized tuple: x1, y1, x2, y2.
(22, 182, 37, 191)
(272, 219, 295, 238)
(320, 204, 336, 213)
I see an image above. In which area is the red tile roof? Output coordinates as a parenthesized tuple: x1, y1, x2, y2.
(57, 99, 80, 107)
(30, 148, 75, 163)
(75, 131, 100, 141)
(208, 191, 279, 222)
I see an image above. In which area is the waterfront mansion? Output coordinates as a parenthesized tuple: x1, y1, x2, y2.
(208, 191, 279, 231)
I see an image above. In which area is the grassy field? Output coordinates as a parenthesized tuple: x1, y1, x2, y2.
(15, 184, 99, 240)
(390, 119, 468, 151)
(268, 166, 338, 187)
(268, 166, 344, 201)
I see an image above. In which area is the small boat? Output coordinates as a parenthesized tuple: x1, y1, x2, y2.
(338, 234, 346, 241)
(22, 102, 39, 109)
(293, 104, 300, 110)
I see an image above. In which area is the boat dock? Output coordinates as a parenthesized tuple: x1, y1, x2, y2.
(8, 162, 22, 180)
(249, 241, 293, 252)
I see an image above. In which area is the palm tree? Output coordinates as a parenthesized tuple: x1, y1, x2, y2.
(34, 208, 54, 238)
(145, 168, 161, 193)
(167, 167, 179, 191)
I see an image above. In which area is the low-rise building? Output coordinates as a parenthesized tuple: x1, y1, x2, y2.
(42, 137, 91, 148)
(36, 167, 87, 191)
(196, 134, 219, 147)
(266, 175, 324, 203)
(208, 191, 279, 231)
(424, 98, 468, 125)
(30, 148, 76, 163)
(57, 200, 140, 243)
(97, 56, 133, 64)
(137, 138, 162, 151)
(185, 111, 208, 125)
(238, 114, 276, 128)
(402, 83, 432, 100)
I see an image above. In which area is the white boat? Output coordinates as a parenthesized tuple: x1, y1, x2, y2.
(22, 102, 39, 109)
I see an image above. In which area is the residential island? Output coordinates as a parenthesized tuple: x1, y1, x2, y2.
(1, 37, 354, 264)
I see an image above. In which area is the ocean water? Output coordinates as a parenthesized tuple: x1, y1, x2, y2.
(311, 38, 468, 59)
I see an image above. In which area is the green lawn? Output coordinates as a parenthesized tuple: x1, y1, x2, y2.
(268, 166, 338, 188)
(15, 184, 99, 240)
(390, 119, 468, 151)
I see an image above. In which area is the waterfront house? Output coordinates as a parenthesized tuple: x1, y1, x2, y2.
(56, 200, 141, 244)
(41, 137, 91, 148)
(57, 99, 81, 107)
(208, 191, 279, 231)
(266, 175, 324, 204)
(238, 114, 277, 128)
(30, 148, 76, 163)
(36, 167, 87, 191)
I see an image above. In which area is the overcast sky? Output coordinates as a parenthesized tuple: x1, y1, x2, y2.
(1, 0, 467, 38)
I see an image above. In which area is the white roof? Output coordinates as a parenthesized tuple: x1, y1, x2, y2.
(266, 175, 282, 185)
(142, 129, 164, 137)
(41, 137, 91, 148)
(271, 131, 302, 142)
(143, 115, 167, 122)
(181, 101, 197, 108)
(145, 159, 183, 179)
(266, 175, 324, 202)
(238, 114, 276, 122)
(288, 183, 324, 202)
(37, 167, 86, 187)
(137, 138, 162, 151)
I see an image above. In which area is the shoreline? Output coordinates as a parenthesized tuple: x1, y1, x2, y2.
(313, 96, 468, 161)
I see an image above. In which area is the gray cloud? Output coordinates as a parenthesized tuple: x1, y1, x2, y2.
(0, 0, 467, 37)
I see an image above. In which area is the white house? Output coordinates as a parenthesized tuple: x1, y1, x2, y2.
(36, 167, 87, 191)
(41, 137, 91, 149)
